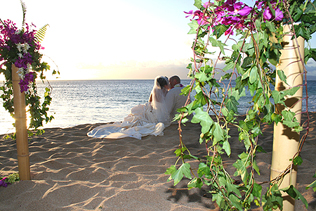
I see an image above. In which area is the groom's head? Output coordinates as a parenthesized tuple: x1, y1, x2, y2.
(169, 75, 180, 89)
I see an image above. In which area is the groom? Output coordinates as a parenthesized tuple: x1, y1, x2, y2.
(165, 75, 188, 122)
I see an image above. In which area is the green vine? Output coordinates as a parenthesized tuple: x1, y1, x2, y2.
(166, 0, 316, 210)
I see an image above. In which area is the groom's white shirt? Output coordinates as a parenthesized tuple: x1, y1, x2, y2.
(165, 84, 187, 121)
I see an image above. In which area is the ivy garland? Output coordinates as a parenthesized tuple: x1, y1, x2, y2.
(166, 0, 316, 210)
(0, 2, 59, 137)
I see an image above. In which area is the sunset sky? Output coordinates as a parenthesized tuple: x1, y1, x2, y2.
(0, 0, 315, 80)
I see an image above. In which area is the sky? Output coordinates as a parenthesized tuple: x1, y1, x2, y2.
(0, 0, 315, 80)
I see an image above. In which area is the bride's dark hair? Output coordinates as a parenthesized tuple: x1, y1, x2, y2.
(157, 76, 168, 89)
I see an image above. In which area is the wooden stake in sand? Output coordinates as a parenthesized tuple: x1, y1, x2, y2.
(270, 25, 304, 211)
(12, 64, 31, 180)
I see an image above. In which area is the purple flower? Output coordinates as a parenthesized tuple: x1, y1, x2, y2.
(259, 1, 283, 21)
(237, 6, 252, 16)
(274, 8, 283, 21)
(184, 10, 209, 26)
(184, 10, 194, 18)
(19, 72, 35, 93)
(263, 8, 272, 20)
(0, 178, 8, 187)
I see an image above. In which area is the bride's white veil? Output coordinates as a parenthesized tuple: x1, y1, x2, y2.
(150, 76, 170, 126)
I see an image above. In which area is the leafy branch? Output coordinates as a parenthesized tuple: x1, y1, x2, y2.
(165, 0, 316, 210)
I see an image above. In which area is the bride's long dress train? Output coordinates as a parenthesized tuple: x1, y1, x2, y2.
(87, 102, 169, 140)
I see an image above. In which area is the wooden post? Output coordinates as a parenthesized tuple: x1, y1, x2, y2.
(270, 25, 304, 210)
(12, 64, 31, 180)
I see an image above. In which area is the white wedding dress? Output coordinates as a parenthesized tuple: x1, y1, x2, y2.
(87, 77, 171, 140)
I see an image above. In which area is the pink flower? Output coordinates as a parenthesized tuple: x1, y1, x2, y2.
(263, 8, 272, 20)
(274, 8, 283, 21)
(237, 6, 252, 16)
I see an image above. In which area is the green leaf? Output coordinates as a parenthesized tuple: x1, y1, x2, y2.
(293, 6, 303, 22)
(239, 130, 251, 150)
(256, 145, 266, 153)
(197, 162, 211, 177)
(271, 90, 283, 105)
(282, 86, 300, 96)
(193, 91, 208, 107)
(188, 20, 199, 34)
(165, 165, 177, 176)
(266, 21, 276, 33)
(181, 85, 191, 96)
(281, 185, 308, 208)
(174, 147, 187, 157)
(277, 70, 288, 85)
(242, 68, 251, 80)
(212, 122, 224, 145)
(209, 36, 226, 55)
(225, 96, 239, 113)
(281, 110, 300, 128)
(253, 159, 260, 175)
(263, 184, 283, 210)
(223, 61, 235, 72)
(241, 57, 253, 68)
(194, 0, 202, 9)
(191, 107, 214, 134)
(249, 66, 259, 84)
(195, 72, 208, 82)
(229, 194, 243, 210)
(233, 159, 249, 184)
(226, 182, 241, 197)
(188, 178, 203, 189)
(306, 180, 316, 192)
(171, 163, 192, 186)
(35, 24, 49, 43)
(222, 140, 231, 156)
(214, 24, 229, 39)
(272, 113, 282, 125)
(252, 182, 262, 198)
(292, 155, 303, 166)
(293, 23, 311, 40)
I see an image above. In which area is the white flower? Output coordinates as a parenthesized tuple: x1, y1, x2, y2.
(25, 67, 29, 74)
(17, 68, 24, 74)
(17, 68, 24, 80)
(17, 68, 25, 79)
(18, 53, 23, 58)
(23, 42, 30, 53)
(27, 63, 32, 71)
(15, 29, 22, 35)
(16, 43, 23, 52)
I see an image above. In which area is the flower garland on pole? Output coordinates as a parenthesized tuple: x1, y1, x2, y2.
(165, 0, 316, 210)
(0, 3, 59, 137)
(0, 2, 58, 181)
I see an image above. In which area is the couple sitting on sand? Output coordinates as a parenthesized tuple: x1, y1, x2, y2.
(87, 75, 188, 140)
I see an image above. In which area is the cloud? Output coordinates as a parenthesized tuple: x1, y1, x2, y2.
(76, 59, 192, 79)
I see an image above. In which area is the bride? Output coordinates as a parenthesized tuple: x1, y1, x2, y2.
(87, 76, 171, 140)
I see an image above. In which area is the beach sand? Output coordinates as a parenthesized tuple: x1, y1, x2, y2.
(0, 113, 316, 210)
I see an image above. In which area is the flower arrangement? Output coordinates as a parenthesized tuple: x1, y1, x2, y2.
(0, 2, 59, 136)
(0, 173, 20, 188)
(166, 0, 316, 210)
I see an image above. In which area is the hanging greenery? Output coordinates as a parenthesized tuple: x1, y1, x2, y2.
(165, 0, 316, 210)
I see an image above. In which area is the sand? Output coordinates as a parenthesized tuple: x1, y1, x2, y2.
(0, 113, 316, 210)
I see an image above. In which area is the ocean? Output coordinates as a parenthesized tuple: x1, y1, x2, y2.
(1, 79, 316, 135)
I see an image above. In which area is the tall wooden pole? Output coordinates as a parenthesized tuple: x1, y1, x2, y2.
(270, 25, 304, 210)
(12, 64, 31, 180)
